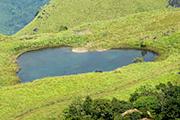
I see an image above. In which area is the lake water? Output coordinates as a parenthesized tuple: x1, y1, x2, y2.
(17, 47, 157, 82)
(0, 0, 48, 34)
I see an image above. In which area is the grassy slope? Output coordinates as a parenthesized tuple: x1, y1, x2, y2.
(0, 9, 179, 120)
(16, 0, 167, 35)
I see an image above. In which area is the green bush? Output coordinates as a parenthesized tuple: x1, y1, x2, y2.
(63, 82, 180, 120)
(129, 86, 155, 102)
(59, 26, 68, 32)
(133, 96, 160, 118)
(155, 82, 180, 119)
(111, 98, 133, 114)
(123, 112, 142, 120)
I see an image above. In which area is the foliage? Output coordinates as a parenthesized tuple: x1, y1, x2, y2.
(133, 96, 160, 118)
(129, 86, 156, 102)
(64, 83, 180, 120)
(64, 96, 133, 120)
(155, 82, 180, 119)
(132, 82, 180, 119)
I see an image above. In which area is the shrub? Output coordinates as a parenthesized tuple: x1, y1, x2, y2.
(140, 41, 146, 48)
(133, 96, 160, 118)
(111, 98, 133, 114)
(155, 82, 180, 119)
(63, 82, 180, 120)
(91, 99, 112, 120)
(59, 25, 68, 32)
(129, 85, 155, 102)
(63, 98, 85, 120)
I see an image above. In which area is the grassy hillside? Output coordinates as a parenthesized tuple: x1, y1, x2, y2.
(16, 0, 168, 35)
(0, 9, 179, 119)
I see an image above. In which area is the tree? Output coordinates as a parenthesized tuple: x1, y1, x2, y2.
(63, 98, 85, 120)
(111, 98, 132, 113)
(91, 99, 112, 120)
(63, 82, 180, 120)
(133, 96, 161, 118)
(156, 82, 180, 119)
(82, 96, 93, 115)
(129, 85, 156, 102)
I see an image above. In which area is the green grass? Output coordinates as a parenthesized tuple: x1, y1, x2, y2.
(0, 9, 179, 120)
(16, 0, 168, 35)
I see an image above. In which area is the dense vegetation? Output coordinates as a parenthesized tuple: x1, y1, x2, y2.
(64, 82, 180, 120)
(0, 0, 179, 120)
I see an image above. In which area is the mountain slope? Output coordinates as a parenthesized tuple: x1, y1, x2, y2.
(0, 9, 179, 119)
(17, 0, 167, 35)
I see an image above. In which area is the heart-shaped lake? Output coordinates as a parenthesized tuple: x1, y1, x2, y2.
(17, 47, 157, 82)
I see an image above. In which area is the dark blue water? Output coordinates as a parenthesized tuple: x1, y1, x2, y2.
(0, 0, 48, 35)
(169, 0, 180, 7)
(17, 48, 157, 82)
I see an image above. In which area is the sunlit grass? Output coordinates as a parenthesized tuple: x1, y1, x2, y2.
(16, 0, 167, 35)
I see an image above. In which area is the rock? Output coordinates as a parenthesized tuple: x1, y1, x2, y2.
(153, 36, 157, 40)
(122, 109, 142, 117)
(95, 70, 103, 73)
(33, 28, 39, 32)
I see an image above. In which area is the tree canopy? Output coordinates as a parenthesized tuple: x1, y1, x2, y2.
(63, 82, 180, 120)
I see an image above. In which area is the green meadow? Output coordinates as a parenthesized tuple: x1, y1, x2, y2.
(17, 0, 168, 35)
(0, 0, 179, 120)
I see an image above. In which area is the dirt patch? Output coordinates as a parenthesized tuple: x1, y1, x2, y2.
(73, 29, 92, 35)
(72, 48, 108, 53)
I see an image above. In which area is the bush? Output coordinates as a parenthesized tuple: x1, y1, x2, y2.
(63, 82, 180, 120)
(155, 82, 180, 119)
(129, 85, 155, 102)
(91, 99, 112, 120)
(111, 98, 133, 113)
(59, 25, 68, 31)
(63, 98, 85, 120)
(63, 96, 133, 120)
(133, 96, 160, 118)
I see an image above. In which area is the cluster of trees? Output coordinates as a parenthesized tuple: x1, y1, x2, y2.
(63, 82, 180, 120)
